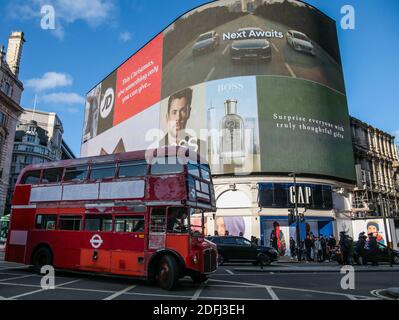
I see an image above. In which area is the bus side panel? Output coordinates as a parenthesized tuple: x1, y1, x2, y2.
(5, 208, 36, 264)
(11, 185, 32, 205)
(165, 235, 194, 270)
(147, 175, 187, 201)
(26, 231, 62, 265)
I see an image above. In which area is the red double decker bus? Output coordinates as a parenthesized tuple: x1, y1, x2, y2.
(5, 147, 217, 290)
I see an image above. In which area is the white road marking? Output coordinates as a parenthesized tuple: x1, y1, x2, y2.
(103, 284, 137, 300)
(271, 42, 279, 53)
(265, 286, 279, 300)
(284, 62, 297, 78)
(0, 275, 34, 282)
(225, 269, 234, 275)
(210, 278, 373, 300)
(222, 44, 230, 55)
(204, 66, 215, 82)
(7, 279, 81, 300)
(191, 280, 207, 300)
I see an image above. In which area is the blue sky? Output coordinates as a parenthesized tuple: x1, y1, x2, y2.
(1, 0, 398, 156)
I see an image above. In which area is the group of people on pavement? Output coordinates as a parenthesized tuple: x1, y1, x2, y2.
(341, 231, 381, 266)
(289, 234, 337, 262)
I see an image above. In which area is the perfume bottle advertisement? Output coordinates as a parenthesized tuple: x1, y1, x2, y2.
(206, 76, 260, 175)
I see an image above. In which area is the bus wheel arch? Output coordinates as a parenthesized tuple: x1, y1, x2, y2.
(148, 250, 185, 289)
(31, 243, 53, 272)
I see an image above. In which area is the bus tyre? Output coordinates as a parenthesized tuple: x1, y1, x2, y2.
(190, 272, 208, 284)
(217, 254, 224, 266)
(258, 253, 271, 267)
(157, 255, 178, 291)
(32, 247, 53, 273)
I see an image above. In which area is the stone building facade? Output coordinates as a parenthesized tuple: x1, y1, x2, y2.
(0, 32, 25, 215)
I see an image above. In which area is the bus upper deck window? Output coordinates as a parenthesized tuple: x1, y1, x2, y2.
(63, 165, 88, 182)
(90, 163, 116, 180)
(151, 158, 183, 175)
(21, 170, 42, 185)
(42, 168, 64, 184)
(118, 160, 148, 178)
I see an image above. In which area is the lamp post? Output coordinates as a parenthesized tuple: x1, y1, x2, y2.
(289, 173, 301, 262)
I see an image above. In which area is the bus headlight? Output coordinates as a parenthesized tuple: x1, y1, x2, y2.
(192, 254, 198, 264)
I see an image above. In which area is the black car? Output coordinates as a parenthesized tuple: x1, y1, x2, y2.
(230, 28, 272, 63)
(207, 236, 278, 266)
(353, 242, 399, 265)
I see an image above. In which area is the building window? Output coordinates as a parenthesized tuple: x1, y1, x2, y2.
(1, 82, 10, 96)
(0, 112, 6, 126)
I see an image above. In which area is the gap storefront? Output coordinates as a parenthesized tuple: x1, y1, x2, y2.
(258, 182, 335, 256)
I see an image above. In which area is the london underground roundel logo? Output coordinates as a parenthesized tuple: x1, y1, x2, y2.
(100, 87, 114, 119)
(90, 234, 103, 249)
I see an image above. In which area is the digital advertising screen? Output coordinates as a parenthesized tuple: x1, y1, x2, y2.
(81, 0, 355, 182)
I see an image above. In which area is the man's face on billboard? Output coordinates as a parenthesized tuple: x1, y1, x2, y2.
(167, 97, 191, 139)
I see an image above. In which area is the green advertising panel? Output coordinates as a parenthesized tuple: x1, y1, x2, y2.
(257, 76, 355, 181)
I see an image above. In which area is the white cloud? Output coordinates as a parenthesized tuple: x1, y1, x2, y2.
(119, 31, 132, 42)
(41, 92, 85, 105)
(8, 0, 117, 39)
(26, 72, 73, 91)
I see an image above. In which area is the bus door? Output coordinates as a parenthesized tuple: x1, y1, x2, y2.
(148, 208, 166, 250)
(111, 213, 146, 276)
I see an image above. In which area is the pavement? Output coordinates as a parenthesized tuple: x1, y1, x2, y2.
(230, 256, 399, 273)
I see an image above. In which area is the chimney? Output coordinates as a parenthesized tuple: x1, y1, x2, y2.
(6, 31, 26, 78)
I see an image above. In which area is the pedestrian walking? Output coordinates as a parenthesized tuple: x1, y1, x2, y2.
(289, 237, 296, 260)
(320, 236, 327, 262)
(314, 237, 323, 262)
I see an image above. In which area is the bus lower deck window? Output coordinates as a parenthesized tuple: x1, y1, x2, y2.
(36, 215, 57, 230)
(115, 216, 145, 233)
(59, 216, 82, 231)
(85, 215, 112, 232)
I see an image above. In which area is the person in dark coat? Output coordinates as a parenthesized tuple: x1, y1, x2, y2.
(320, 236, 327, 262)
(368, 233, 379, 266)
(304, 235, 313, 262)
(357, 232, 367, 265)
(289, 237, 296, 260)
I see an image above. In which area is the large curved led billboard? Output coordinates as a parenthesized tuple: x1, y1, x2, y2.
(81, 0, 355, 182)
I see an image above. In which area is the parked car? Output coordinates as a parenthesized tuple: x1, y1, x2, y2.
(353, 242, 399, 265)
(192, 31, 220, 56)
(286, 30, 315, 56)
(230, 27, 272, 62)
(206, 236, 278, 266)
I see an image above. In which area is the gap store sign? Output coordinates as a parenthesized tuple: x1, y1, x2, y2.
(258, 183, 333, 210)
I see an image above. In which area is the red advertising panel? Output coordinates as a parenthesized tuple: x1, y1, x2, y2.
(113, 33, 163, 126)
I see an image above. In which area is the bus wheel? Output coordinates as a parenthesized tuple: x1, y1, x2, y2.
(156, 255, 178, 291)
(32, 247, 53, 273)
(190, 272, 208, 284)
